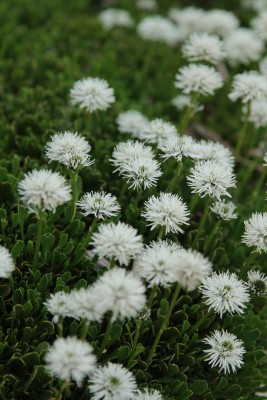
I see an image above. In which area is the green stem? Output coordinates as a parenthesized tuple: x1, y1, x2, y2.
(166, 161, 183, 192)
(82, 217, 97, 247)
(189, 309, 213, 336)
(235, 101, 251, 159)
(145, 283, 181, 364)
(80, 319, 89, 340)
(242, 251, 258, 274)
(192, 198, 210, 248)
(32, 212, 43, 272)
(189, 194, 199, 213)
(253, 167, 267, 200)
(118, 180, 128, 203)
(157, 226, 165, 240)
(178, 93, 199, 133)
(98, 313, 113, 358)
(147, 285, 158, 310)
(128, 320, 142, 363)
(57, 317, 63, 338)
(204, 219, 221, 253)
(55, 382, 69, 400)
(239, 156, 261, 192)
(70, 170, 79, 223)
(109, 256, 116, 269)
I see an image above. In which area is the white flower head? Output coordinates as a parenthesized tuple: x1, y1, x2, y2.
(45, 337, 96, 386)
(18, 169, 72, 213)
(229, 71, 267, 103)
(168, 7, 206, 39)
(139, 118, 177, 144)
(91, 221, 143, 266)
(171, 94, 203, 113)
(142, 192, 190, 234)
(158, 135, 198, 162)
(203, 10, 239, 38)
(242, 212, 267, 253)
(247, 270, 267, 295)
(99, 9, 134, 30)
(70, 77, 115, 113)
(174, 64, 223, 96)
(199, 272, 250, 318)
(137, 16, 180, 46)
(67, 287, 103, 322)
(210, 199, 237, 221)
(203, 330, 245, 374)
(251, 11, 267, 42)
(110, 140, 154, 169)
(182, 32, 225, 65)
(77, 191, 120, 220)
(242, 0, 267, 11)
(136, 0, 157, 11)
(224, 28, 263, 67)
(174, 249, 213, 292)
(88, 362, 137, 400)
(187, 160, 236, 199)
(246, 99, 267, 128)
(117, 157, 162, 190)
(93, 268, 146, 320)
(192, 140, 234, 167)
(133, 240, 182, 287)
(259, 56, 267, 78)
(116, 110, 148, 139)
(0, 245, 15, 279)
(44, 291, 74, 323)
(45, 131, 94, 170)
(135, 388, 163, 400)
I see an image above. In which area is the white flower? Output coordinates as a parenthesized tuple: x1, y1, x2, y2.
(264, 153, 267, 166)
(44, 291, 74, 323)
(68, 287, 103, 321)
(18, 169, 72, 213)
(99, 9, 134, 30)
(110, 140, 154, 169)
(259, 56, 267, 78)
(93, 268, 146, 320)
(135, 388, 163, 400)
(45, 337, 96, 386)
(139, 118, 177, 144)
(210, 199, 237, 220)
(243, 0, 267, 11)
(45, 131, 94, 170)
(174, 64, 223, 96)
(116, 157, 162, 190)
(229, 71, 267, 103)
(88, 362, 137, 400)
(158, 135, 198, 162)
(182, 32, 225, 65)
(203, 330, 245, 374)
(168, 7, 206, 39)
(142, 192, 190, 234)
(133, 240, 182, 287)
(251, 11, 267, 42)
(136, 0, 157, 11)
(91, 221, 143, 266)
(246, 99, 267, 128)
(116, 110, 148, 139)
(224, 28, 263, 67)
(203, 10, 239, 38)
(191, 140, 234, 166)
(171, 94, 203, 113)
(137, 16, 180, 46)
(0, 245, 15, 279)
(242, 212, 267, 253)
(187, 160, 236, 199)
(70, 77, 115, 112)
(199, 272, 250, 318)
(247, 270, 267, 295)
(77, 191, 120, 220)
(174, 249, 212, 292)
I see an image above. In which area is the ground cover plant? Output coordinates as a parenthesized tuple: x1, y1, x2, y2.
(0, 0, 267, 399)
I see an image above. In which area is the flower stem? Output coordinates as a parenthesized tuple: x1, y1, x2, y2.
(80, 319, 89, 340)
(98, 313, 113, 358)
(189, 309, 213, 336)
(55, 382, 69, 400)
(69, 170, 79, 223)
(118, 180, 128, 203)
(178, 93, 198, 133)
(192, 198, 210, 248)
(82, 217, 97, 247)
(145, 283, 181, 365)
(147, 285, 158, 310)
(235, 101, 251, 159)
(166, 161, 183, 193)
(157, 226, 165, 240)
(32, 212, 43, 272)
(204, 219, 221, 253)
(128, 319, 142, 364)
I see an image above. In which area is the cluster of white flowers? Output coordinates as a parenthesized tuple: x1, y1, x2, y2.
(193, 140, 234, 166)
(182, 32, 225, 65)
(242, 212, 267, 253)
(137, 16, 180, 46)
(251, 11, 267, 42)
(117, 110, 148, 139)
(210, 199, 237, 220)
(139, 118, 177, 144)
(99, 8, 134, 30)
(158, 135, 198, 162)
(229, 71, 267, 103)
(77, 191, 120, 220)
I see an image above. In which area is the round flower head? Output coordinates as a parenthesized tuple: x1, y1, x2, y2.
(0, 245, 15, 279)
(116, 156, 162, 190)
(137, 16, 180, 46)
(224, 28, 263, 67)
(91, 221, 143, 266)
(174, 64, 223, 96)
(229, 71, 267, 103)
(67, 287, 103, 322)
(247, 270, 267, 295)
(168, 7, 206, 39)
(93, 267, 146, 320)
(135, 388, 163, 400)
(139, 118, 177, 144)
(203, 10, 239, 38)
(136, 0, 157, 11)
(210, 199, 237, 221)
(141, 192, 190, 234)
(44, 291, 74, 323)
(246, 99, 267, 128)
(203, 330, 245, 374)
(77, 191, 120, 220)
(70, 77, 115, 113)
(171, 94, 203, 113)
(187, 160, 236, 199)
(45, 131, 94, 170)
(133, 240, 182, 287)
(243, 0, 267, 11)
(182, 32, 225, 65)
(259, 56, 267, 78)
(99, 8, 134, 30)
(158, 135, 198, 162)
(242, 212, 267, 253)
(45, 337, 96, 386)
(88, 362, 137, 400)
(116, 110, 148, 139)
(110, 140, 154, 169)
(251, 11, 267, 42)
(18, 169, 72, 213)
(199, 272, 250, 318)
(193, 140, 234, 167)
(174, 249, 212, 292)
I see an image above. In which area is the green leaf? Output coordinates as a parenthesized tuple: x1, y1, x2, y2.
(159, 298, 169, 316)
(110, 324, 122, 344)
(224, 384, 242, 397)
(117, 345, 130, 361)
(12, 288, 25, 304)
(22, 352, 40, 368)
(11, 240, 25, 258)
(41, 233, 55, 251)
(190, 380, 208, 395)
(181, 320, 191, 335)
